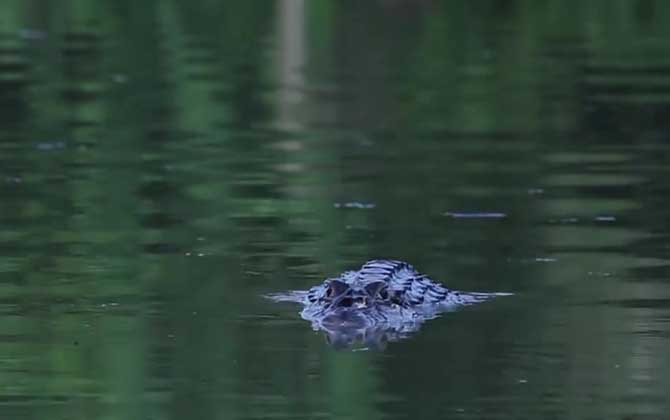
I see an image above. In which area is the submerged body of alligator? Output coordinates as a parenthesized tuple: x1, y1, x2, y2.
(267, 259, 511, 349)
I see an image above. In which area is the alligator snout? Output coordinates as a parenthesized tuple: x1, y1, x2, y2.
(321, 309, 367, 329)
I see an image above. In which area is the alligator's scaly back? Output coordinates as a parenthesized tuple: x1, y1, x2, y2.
(357, 259, 507, 308)
(357, 259, 443, 305)
(355, 259, 413, 283)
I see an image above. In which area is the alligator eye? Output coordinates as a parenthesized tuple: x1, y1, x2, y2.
(364, 281, 387, 298)
(327, 279, 350, 298)
(378, 289, 388, 300)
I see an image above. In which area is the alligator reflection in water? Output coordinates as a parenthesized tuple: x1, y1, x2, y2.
(267, 260, 512, 349)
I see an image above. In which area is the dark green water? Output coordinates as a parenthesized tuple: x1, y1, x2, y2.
(2, 1, 670, 419)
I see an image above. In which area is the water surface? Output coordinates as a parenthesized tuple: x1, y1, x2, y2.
(1, 1, 670, 419)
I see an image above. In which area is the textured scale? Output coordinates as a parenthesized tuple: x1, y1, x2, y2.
(351, 259, 487, 307)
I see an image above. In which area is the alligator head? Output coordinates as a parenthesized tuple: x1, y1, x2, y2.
(311, 278, 394, 329)
(267, 259, 511, 350)
(320, 278, 391, 308)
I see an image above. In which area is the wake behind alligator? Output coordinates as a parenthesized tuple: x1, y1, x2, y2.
(267, 259, 512, 349)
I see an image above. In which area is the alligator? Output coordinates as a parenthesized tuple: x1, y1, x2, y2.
(267, 259, 511, 349)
